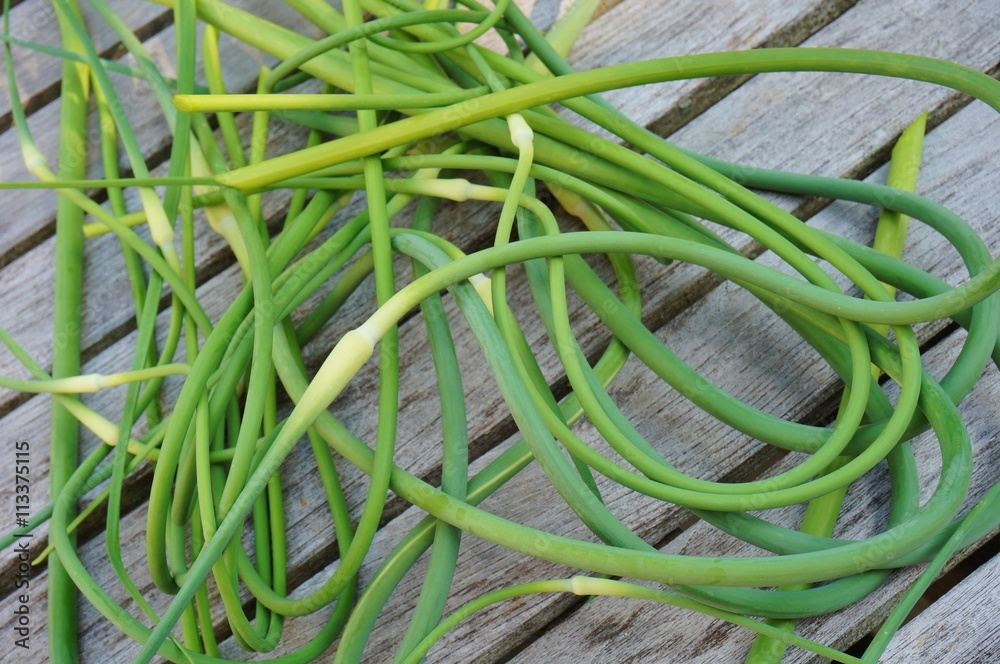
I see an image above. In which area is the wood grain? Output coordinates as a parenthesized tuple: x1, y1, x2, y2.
(0, 0, 168, 130)
(882, 549, 1000, 663)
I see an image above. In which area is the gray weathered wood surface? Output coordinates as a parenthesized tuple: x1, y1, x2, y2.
(1, 0, 998, 662)
(883, 548, 1000, 664)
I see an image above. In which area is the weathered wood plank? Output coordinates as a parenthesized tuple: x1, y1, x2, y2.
(566, 0, 861, 138)
(0, 0, 168, 129)
(666, 0, 1000, 182)
(882, 551, 1000, 663)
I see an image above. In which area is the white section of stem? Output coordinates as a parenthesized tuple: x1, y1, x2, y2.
(506, 112, 534, 150)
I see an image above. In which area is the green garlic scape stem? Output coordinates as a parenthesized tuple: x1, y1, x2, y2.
(46, 2, 88, 658)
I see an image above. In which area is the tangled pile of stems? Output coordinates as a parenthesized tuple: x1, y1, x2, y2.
(2, 0, 1000, 661)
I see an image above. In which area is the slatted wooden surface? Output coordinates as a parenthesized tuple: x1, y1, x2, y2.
(1, 0, 999, 661)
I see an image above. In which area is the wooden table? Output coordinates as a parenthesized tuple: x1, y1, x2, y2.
(1, 0, 999, 661)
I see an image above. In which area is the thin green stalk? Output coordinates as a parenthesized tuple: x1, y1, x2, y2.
(47, 1, 89, 659)
(398, 578, 865, 664)
(394, 194, 468, 661)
